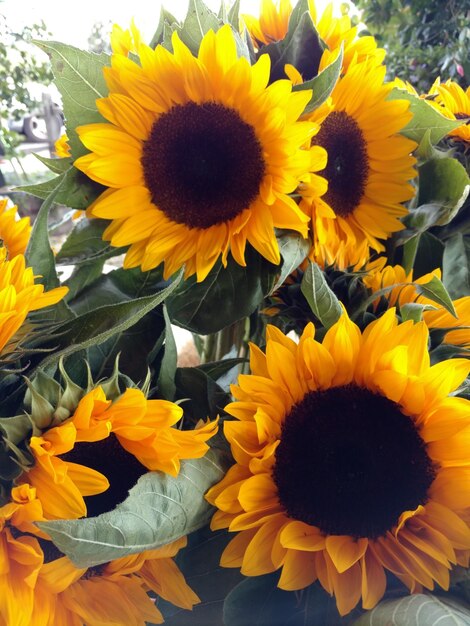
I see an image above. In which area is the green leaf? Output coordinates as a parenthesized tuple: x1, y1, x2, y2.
(158, 528, 244, 626)
(178, 0, 222, 54)
(35, 41, 110, 159)
(412, 231, 444, 279)
(417, 158, 470, 225)
(28, 270, 183, 372)
(56, 217, 124, 266)
(294, 43, 343, 114)
(227, 0, 241, 29)
(175, 367, 230, 421)
(34, 154, 72, 174)
(17, 167, 103, 210)
(149, 7, 180, 48)
(415, 275, 456, 317)
(157, 306, 178, 401)
(443, 234, 470, 298)
(38, 444, 232, 568)
(353, 594, 470, 626)
(64, 259, 106, 302)
(167, 246, 279, 334)
(387, 88, 461, 145)
(271, 232, 310, 291)
(400, 302, 424, 323)
(301, 261, 342, 329)
(224, 575, 358, 626)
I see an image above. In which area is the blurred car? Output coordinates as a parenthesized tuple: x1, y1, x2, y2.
(8, 102, 63, 143)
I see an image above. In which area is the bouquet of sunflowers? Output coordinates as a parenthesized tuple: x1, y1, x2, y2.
(2, 0, 470, 623)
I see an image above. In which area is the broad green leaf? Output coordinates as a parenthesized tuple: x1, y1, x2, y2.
(17, 166, 103, 210)
(443, 234, 470, 298)
(166, 246, 279, 334)
(412, 231, 444, 279)
(417, 158, 470, 225)
(28, 270, 183, 371)
(271, 232, 310, 291)
(301, 261, 342, 328)
(353, 594, 470, 626)
(227, 0, 241, 29)
(158, 528, 244, 626)
(64, 259, 106, 302)
(35, 41, 110, 158)
(34, 154, 72, 174)
(149, 7, 180, 48)
(38, 444, 232, 568)
(295, 43, 343, 114)
(157, 306, 178, 401)
(175, 366, 231, 422)
(415, 275, 456, 317)
(178, 0, 222, 54)
(388, 88, 461, 145)
(224, 575, 358, 626)
(56, 217, 124, 266)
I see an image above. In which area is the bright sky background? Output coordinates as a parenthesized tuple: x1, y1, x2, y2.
(2, 0, 345, 48)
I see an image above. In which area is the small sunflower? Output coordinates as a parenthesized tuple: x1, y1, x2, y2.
(53, 134, 71, 159)
(31, 537, 199, 626)
(429, 79, 470, 143)
(0, 247, 68, 357)
(75, 25, 316, 282)
(206, 310, 470, 615)
(364, 261, 470, 347)
(300, 61, 417, 269)
(0, 199, 31, 258)
(21, 385, 218, 520)
(242, 0, 293, 47)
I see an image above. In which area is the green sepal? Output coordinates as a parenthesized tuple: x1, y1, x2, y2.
(414, 275, 456, 317)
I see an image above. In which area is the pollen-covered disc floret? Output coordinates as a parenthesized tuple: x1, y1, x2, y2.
(206, 310, 470, 615)
(75, 24, 319, 282)
(300, 61, 417, 269)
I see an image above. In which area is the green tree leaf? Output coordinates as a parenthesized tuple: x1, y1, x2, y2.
(38, 444, 232, 568)
(301, 261, 342, 329)
(34, 41, 110, 158)
(353, 594, 470, 626)
(443, 234, 470, 298)
(387, 88, 461, 145)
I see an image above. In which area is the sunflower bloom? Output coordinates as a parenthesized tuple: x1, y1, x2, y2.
(0, 248, 67, 357)
(22, 385, 218, 520)
(0, 199, 31, 259)
(30, 537, 199, 626)
(242, 0, 293, 47)
(75, 25, 316, 282)
(364, 261, 470, 347)
(301, 61, 417, 269)
(429, 79, 470, 143)
(53, 134, 71, 158)
(206, 310, 470, 615)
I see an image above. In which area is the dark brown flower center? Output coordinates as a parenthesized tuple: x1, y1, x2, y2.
(61, 433, 147, 518)
(141, 102, 266, 229)
(312, 110, 369, 218)
(272, 384, 436, 538)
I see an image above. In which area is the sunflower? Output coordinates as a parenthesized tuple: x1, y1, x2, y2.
(242, 0, 384, 76)
(0, 199, 31, 258)
(206, 310, 470, 615)
(0, 484, 45, 626)
(0, 247, 67, 357)
(30, 537, 199, 626)
(300, 60, 417, 269)
(53, 134, 71, 158)
(364, 261, 470, 347)
(75, 25, 317, 282)
(429, 79, 470, 143)
(21, 385, 218, 520)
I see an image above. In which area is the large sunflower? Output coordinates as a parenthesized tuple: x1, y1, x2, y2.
(75, 25, 317, 282)
(30, 537, 199, 626)
(364, 261, 470, 347)
(206, 310, 470, 615)
(0, 247, 67, 357)
(0, 199, 31, 259)
(22, 385, 218, 520)
(300, 60, 417, 269)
